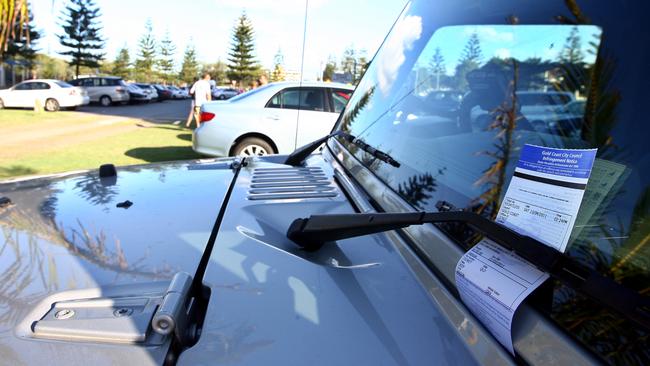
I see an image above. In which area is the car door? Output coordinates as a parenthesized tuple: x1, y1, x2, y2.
(84, 78, 100, 101)
(262, 88, 300, 151)
(5, 82, 32, 107)
(31, 82, 51, 106)
(294, 87, 340, 148)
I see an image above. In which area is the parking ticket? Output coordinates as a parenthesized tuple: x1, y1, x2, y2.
(456, 144, 597, 354)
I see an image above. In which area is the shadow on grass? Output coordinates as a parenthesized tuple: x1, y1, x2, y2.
(0, 165, 38, 179)
(176, 133, 192, 142)
(125, 146, 201, 163)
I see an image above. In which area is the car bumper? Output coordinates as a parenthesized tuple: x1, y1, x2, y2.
(192, 124, 234, 157)
(59, 95, 90, 107)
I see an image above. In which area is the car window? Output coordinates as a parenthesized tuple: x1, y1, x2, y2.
(67, 79, 79, 86)
(13, 82, 31, 90)
(267, 88, 326, 111)
(32, 82, 51, 90)
(100, 78, 119, 87)
(55, 81, 73, 88)
(335, 8, 649, 363)
(79, 78, 94, 87)
(331, 89, 352, 113)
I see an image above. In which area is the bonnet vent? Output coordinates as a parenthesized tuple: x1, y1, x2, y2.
(247, 167, 338, 200)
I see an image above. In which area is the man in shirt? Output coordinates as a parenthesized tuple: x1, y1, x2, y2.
(186, 73, 212, 128)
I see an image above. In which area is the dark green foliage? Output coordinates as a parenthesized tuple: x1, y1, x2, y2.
(58, 0, 105, 78)
(157, 30, 176, 83)
(112, 46, 131, 80)
(179, 44, 199, 84)
(227, 13, 261, 86)
(3, 11, 41, 67)
(135, 19, 156, 82)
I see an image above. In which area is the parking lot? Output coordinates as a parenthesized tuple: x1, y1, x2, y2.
(0, 99, 201, 180)
(77, 99, 191, 123)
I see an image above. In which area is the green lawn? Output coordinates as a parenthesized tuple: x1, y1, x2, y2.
(0, 119, 202, 179)
(0, 109, 97, 128)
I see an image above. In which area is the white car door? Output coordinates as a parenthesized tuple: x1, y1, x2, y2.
(5, 82, 32, 107)
(261, 88, 300, 153)
(294, 88, 348, 148)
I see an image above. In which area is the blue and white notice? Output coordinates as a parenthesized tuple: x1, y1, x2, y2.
(496, 144, 597, 252)
(456, 144, 597, 354)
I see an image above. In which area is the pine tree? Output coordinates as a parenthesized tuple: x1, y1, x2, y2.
(4, 10, 41, 72)
(112, 46, 131, 80)
(157, 30, 176, 83)
(559, 26, 585, 64)
(454, 32, 483, 91)
(135, 19, 156, 82)
(179, 44, 199, 84)
(270, 48, 285, 82)
(0, 0, 30, 58)
(340, 46, 356, 81)
(429, 47, 445, 90)
(322, 55, 336, 81)
(460, 32, 482, 64)
(58, 0, 105, 78)
(227, 12, 260, 87)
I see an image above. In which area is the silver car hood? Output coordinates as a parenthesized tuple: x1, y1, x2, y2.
(0, 160, 236, 365)
(178, 155, 479, 365)
(0, 155, 482, 365)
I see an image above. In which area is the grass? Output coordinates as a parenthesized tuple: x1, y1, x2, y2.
(0, 114, 202, 179)
(0, 109, 97, 128)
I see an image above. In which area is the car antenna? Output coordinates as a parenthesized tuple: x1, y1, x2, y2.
(293, 0, 310, 152)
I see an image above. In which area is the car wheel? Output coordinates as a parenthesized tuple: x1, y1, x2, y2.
(99, 95, 112, 107)
(233, 138, 274, 157)
(218, 95, 226, 100)
(45, 98, 60, 112)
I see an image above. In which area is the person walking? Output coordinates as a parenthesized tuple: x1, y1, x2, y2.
(186, 73, 212, 128)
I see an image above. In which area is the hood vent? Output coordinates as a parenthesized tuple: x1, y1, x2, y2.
(247, 167, 338, 200)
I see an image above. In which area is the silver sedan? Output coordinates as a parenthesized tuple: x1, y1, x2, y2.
(192, 81, 353, 157)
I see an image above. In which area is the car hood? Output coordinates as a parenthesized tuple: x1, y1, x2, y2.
(0, 159, 236, 365)
(0, 155, 486, 365)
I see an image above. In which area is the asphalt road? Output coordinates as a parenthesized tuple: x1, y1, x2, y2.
(78, 99, 192, 123)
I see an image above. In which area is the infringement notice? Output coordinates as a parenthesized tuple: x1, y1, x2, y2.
(455, 144, 597, 354)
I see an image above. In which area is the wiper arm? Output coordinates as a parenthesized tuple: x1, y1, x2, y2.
(284, 131, 400, 168)
(286, 207, 650, 331)
(284, 131, 342, 166)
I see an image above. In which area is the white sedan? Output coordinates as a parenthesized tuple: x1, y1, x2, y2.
(192, 81, 354, 157)
(0, 79, 89, 111)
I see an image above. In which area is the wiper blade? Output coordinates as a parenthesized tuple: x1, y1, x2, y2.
(286, 207, 650, 331)
(284, 131, 400, 168)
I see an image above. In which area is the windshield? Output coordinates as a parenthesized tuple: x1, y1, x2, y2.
(334, 2, 649, 364)
(55, 81, 73, 88)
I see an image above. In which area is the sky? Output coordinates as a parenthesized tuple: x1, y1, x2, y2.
(30, 0, 407, 80)
(416, 25, 602, 74)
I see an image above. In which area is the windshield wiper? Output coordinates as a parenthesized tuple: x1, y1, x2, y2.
(286, 206, 650, 331)
(284, 131, 400, 168)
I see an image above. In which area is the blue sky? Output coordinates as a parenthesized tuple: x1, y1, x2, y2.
(417, 25, 601, 74)
(30, 0, 406, 80)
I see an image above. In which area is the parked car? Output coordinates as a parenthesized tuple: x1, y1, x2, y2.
(211, 87, 240, 100)
(0, 1, 648, 366)
(153, 84, 173, 101)
(134, 83, 159, 102)
(125, 83, 151, 103)
(67, 76, 130, 106)
(0, 79, 89, 111)
(193, 81, 354, 156)
(167, 85, 188, 99)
